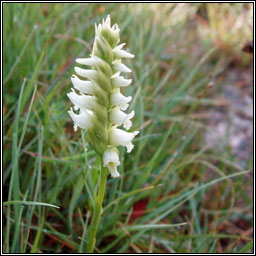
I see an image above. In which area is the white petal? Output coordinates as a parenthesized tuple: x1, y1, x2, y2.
(71, 75, 94, 95)
(110, 109, 134, 130)
(80, 108, 93, 115)
(103, 148, 120, 178)
(95, 23, 98, 34)
(111, 24, 120, 36)
(123, 111, 134, 130)
(104, 14, 111, 27)
(113, 43, 126, 51)
(76, 55, 101, 66)
(67, 88, 97, 111)
(113, 49, 135, 59)
(112, 59, 131, 73)
(111, 30, 120, 44)
(68, 107, 93, 131)
(95, 36, 108, 51)
(96, 24, 102, 36)
(112, 74, 132, 87)
(111, 92, 132, 111)
(112, 23, 119, 31)
(109, 128, 139, 153)
(73, 123, 78, 131)
(126, 142, 134, 153)
(111, 72, 121, 79)
(74, 67, 98, 80)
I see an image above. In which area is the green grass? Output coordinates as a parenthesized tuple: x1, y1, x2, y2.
(3, 3, 253, 253)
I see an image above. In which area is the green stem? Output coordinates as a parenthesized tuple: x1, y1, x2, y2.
(86, 160, 108, 253)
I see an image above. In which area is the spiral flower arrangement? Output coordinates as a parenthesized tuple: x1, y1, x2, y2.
(67, 15, 139, 178)
(67, 16, 139, 252)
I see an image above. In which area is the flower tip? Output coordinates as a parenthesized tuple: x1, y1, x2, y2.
(126, 144, 134, 153)
(125, 79, 132, 86)
(134, 130, 140, 136)
(130, 110, 135, 119)
(70, 75, 77, 84)
(111, 172, 120, 178)
(106, 14, 111, 23)
(75, 58, 83, 64)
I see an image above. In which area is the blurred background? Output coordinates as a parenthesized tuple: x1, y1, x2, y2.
(3, 3, 253, 253)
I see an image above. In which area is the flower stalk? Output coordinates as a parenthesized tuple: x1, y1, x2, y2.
(87, 164, 108, 253)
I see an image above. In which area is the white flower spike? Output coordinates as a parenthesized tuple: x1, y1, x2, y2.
(67, 15, 139, 178)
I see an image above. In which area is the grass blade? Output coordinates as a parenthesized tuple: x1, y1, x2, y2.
(3, 201, 60, 209)
(3, 28, 35, 85)
(5, 84, 37, 252)
(30, 217, 45, 253)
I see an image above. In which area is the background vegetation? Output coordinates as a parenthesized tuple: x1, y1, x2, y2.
(3, 3, 253, 253)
